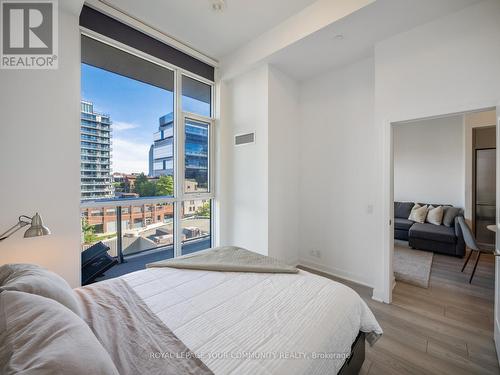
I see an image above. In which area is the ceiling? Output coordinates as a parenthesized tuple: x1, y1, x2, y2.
(266, 0, 483, 81)
(101, 0, 482, 79)
(102, 0, 318, 59)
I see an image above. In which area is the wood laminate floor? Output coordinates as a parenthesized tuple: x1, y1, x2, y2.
(300, 247, 499, 375)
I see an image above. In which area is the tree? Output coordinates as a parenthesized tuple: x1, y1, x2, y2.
(196, 201, 210, 218)
(134, 173, 157, 197)
(82, 217, 97, 244)
(113, 181, 125, 192)
(156, 175, 174, 196)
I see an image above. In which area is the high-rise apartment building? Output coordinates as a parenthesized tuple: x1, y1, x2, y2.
(80, 101, 113, 200)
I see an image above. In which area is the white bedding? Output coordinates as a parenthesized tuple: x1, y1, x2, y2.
(121, 267, 382, 375)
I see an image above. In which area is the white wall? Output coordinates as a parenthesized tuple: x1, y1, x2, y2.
(219, 65, 300, 264)
(290, 0, 500, 300)
(268, 66, 300, 264)
(0, 8, 82, 287)
(495, 109, 500, 366)
(374, 0, 500, 301)
(298, 57, 377, 286)
(393, 116, 465, 208)
(219, 65, 269, 255)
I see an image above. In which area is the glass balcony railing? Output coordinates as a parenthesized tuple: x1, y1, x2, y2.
(81, 151, 110, 157)
(81, 135, 111, 145)
(81, 167, 111, 172)
(81, 143, 111, 151)
(81, 129, 111, 138)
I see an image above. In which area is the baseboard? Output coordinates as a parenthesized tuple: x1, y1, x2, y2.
(495, 317, 500, 366)
(287, 258, 300, 267)
(298, 258, 374, 289)
(371, 288, 386, 303)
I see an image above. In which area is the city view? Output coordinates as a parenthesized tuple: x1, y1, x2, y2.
(81, 63, 211, 263)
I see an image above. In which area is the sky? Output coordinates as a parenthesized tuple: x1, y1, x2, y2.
(81, 63, 209, 174)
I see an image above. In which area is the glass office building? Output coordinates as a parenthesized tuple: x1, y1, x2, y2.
(149, 113, 209, 191)
(149, 113, 174, 177)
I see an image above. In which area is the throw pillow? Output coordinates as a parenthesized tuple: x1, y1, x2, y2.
(408, 204, 428, 223)
(442, 206, 460, 227)
(0, 264, 82, 317)
(426, 205, 444, 225)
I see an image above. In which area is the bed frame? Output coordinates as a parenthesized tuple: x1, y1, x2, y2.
(338, 332, 365, 375)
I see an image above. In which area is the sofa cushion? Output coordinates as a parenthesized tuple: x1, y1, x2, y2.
(394, 202, 414, 219)
(408, 204, 428, 223)
(426, 205, 444, 225)
(442, 206, 460, 227)
(409, 223, 457, 244)
(394, 218, 414, 231)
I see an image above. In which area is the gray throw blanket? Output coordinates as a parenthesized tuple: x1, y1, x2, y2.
(147, 246, 299, 274)
(75, 279, 213, 375)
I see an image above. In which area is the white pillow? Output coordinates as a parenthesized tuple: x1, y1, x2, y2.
(0, 264, 82, 317)
(426, 205, 444, 225)
(0, 290, 119, 375)
(408, 204, 428, 223)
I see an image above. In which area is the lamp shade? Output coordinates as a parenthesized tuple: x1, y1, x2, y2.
(24, 213, 51, 238)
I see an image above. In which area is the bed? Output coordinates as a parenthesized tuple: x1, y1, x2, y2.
(0, 247, 382, 375)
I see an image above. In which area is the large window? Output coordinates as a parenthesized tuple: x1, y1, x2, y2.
(80, 34, 215, 277)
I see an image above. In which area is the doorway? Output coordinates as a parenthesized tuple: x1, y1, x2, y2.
(383, 106, 498, 303)
(473, 126, 496, 248)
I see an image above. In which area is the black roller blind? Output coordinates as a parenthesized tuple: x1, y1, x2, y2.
(82, 35, 174, 91)
(80, 5, 215, 81)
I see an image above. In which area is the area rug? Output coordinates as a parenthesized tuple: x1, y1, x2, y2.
(394, 245, 433, 288)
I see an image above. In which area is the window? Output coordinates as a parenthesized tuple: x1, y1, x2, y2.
(185, 118, 210, 193)
(80, 33, 215, 278)
(182, 75, 211, 117)
(122, 203, 174, 256)
(182, 200, 211, 256)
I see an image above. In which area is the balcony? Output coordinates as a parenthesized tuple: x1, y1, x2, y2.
(81, 136, 111, 145)
(81, 129, 111, 138)
(81, 144, 111, 151)
(93, 237, 211, 281)
(81, 153, 110, 159)
(81, 201, 212, 283)
(81, 189, 113, 194)
(81, 122, 111, 131)
(81, 167, 111, 172)
(81, 168, 110, 173)
(81, 181, 112, 186)
(81, 113, 111, 123)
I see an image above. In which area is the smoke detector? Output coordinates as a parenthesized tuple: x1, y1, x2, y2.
(210, 0, 226, 12)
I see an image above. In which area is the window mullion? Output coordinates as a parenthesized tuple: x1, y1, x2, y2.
(174, 70, 184, 258)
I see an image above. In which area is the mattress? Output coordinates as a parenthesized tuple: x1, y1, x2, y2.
(121, 267, 381, 375)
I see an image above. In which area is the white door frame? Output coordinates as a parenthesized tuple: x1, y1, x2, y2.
(494, 104, 500, 364)
(381, 102, 498, 304)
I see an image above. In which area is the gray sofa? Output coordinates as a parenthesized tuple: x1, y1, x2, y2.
(394, 202, 465, 257)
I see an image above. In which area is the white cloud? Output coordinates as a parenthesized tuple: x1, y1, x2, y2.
(113, 121, 138, 132)
(112, 138, 150, 174)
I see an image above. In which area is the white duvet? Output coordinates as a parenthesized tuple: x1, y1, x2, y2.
(121, 267, 382, 375)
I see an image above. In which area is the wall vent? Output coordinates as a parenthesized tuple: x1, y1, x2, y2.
(234, 132, 255, 146)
